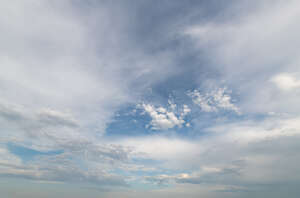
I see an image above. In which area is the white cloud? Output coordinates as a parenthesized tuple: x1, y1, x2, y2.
(271, 73, 300, 91)
(181, 104, 191, 117)
(208, 116, 300, 144)
(189, 90, 215, 112)
(120, 136, 200, 163)
(142, 102, 191, 130)
(188, 87, 239, 113)
(142, 104, 185, 130)
(0, 146, 22, 167)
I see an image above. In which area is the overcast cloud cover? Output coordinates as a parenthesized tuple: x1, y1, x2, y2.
(1, 0, 300, 197)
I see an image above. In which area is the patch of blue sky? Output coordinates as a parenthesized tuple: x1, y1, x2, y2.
(149, 75, 199, 102)
(105, 93, 244, 138)
(105, 104, 153, 137)
(105, 107, 186, 137)
(7, 143, 63, 162)
(131, 157, 161, 165)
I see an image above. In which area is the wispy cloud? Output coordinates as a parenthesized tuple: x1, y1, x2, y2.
(188, 87, 239, 113)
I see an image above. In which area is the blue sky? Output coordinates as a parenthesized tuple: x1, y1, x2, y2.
(1, 0, 300, 197)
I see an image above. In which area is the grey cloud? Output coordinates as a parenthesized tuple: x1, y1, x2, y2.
(145, 165, 242, 186)
(140, 133, 300, 197)
(0, 100, 82, 148)
(60, 140, 132, 163)
(37, 108, 79, 128)
(0, 100, 135, 187)
(175, 168, 241, 185)
(0, 161, 128, 187)
(0, 102, 29, 122)
(0, 100, 134, 173)
(0, 143, 131, 187)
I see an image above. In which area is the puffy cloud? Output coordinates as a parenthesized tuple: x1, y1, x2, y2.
(142, 103, 190, 130)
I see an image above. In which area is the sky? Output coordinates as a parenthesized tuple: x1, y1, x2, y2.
(1, 0, 300, 197)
